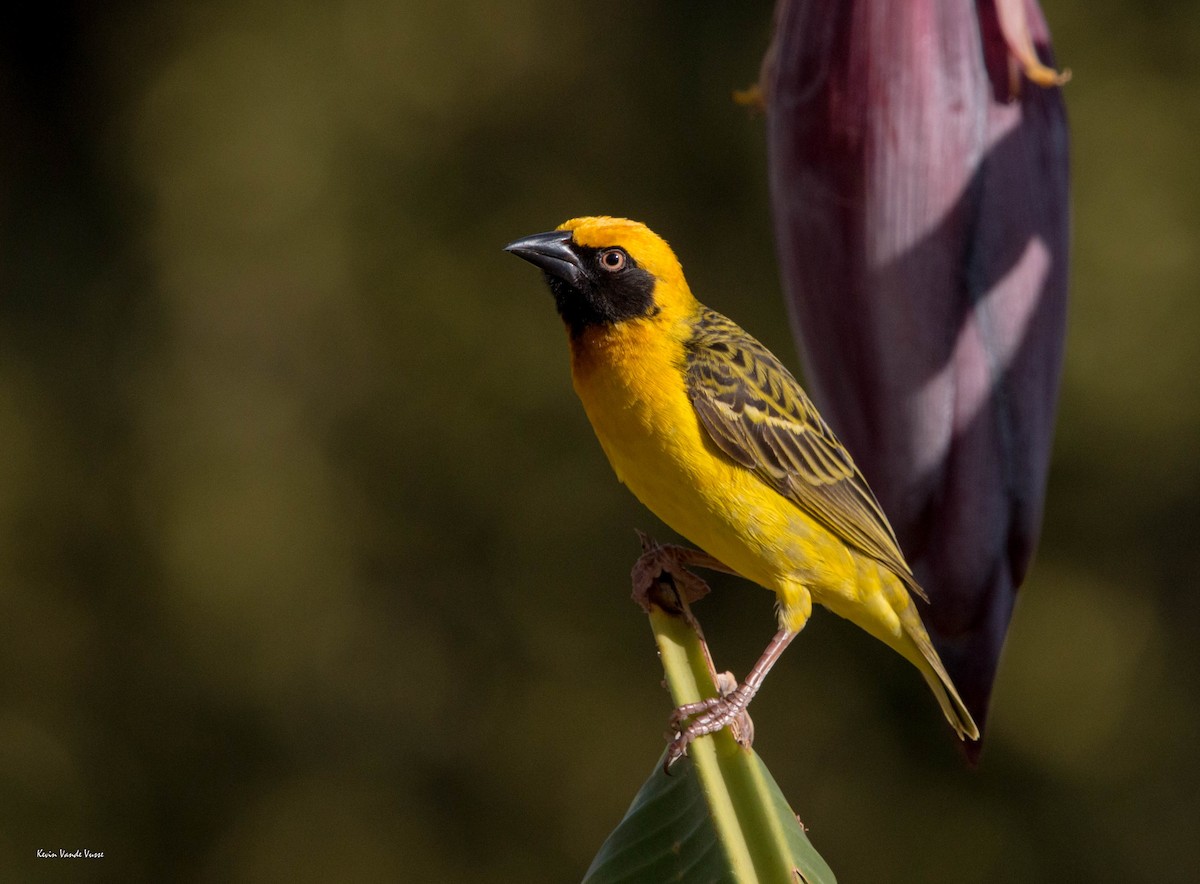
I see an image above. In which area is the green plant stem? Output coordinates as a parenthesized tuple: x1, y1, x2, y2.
(649, 605, 800, 883)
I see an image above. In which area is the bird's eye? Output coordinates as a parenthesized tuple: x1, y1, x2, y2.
(599, 248, 627, 272)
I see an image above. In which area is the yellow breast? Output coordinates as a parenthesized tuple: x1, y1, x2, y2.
(568, 318, 856, 599)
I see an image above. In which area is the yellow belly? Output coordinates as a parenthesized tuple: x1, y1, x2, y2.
(569, 320, 867, 630)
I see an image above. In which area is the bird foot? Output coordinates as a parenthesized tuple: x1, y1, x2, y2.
(630, 532, 713, 613)
(664, 676, 756, 770)
(631, 531, 736, 613)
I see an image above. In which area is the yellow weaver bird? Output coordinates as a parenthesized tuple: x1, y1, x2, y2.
(506, 216, 979, 757)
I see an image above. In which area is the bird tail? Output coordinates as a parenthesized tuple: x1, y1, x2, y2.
(903, 614, 980, 742)
(832, 567, 981, 742)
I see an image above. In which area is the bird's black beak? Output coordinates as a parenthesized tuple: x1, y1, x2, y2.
(504, 230, 585, 289)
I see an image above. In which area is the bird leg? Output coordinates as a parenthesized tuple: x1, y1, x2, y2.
(666, 628, 797, 768)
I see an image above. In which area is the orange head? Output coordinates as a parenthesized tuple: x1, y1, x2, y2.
(505, 216, 698, 336)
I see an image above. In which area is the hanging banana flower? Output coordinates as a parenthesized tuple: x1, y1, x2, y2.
(763, 0, 1070, 761)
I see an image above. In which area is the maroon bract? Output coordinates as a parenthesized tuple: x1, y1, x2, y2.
(764, 0, 1070, 760)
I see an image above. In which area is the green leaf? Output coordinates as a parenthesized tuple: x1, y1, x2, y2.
(583, 607, 836, 884)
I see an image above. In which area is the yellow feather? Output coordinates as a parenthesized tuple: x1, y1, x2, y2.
(524, 216, 978, 742)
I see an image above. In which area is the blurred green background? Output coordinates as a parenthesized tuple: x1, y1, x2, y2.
(2, 1, 1198, 881)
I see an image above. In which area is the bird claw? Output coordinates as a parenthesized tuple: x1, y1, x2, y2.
(631, 532, 713, 613)
(663, 676, 756, 772)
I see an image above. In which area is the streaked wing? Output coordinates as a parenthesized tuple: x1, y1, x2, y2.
(685, 309, 927, 602)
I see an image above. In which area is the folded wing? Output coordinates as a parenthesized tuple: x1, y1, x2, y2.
(685, 309, 928, 602)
